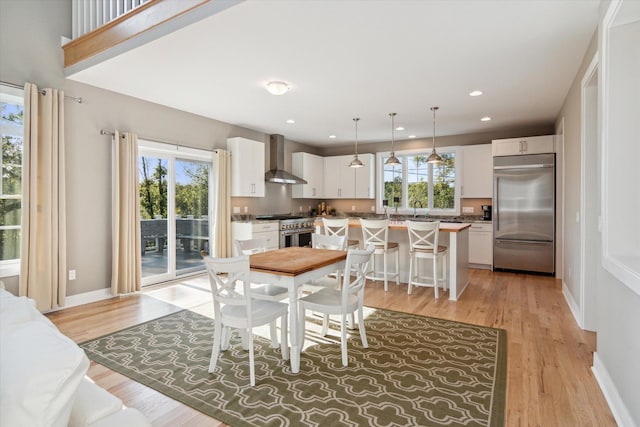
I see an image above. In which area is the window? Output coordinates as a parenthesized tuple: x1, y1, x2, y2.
(378, 148, 459, 214)
(0, 86, 24, 277)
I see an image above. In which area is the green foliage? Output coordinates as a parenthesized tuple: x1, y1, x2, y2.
(175, 162, 209, 217)
(1, 101, 24, 261)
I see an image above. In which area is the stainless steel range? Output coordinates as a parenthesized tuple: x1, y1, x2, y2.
(254, 215, 315, 248)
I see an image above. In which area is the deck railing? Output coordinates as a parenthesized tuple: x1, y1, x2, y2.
(72, 0, 151, 39)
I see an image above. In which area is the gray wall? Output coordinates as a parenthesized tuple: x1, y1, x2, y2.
(556, 5, 640, 424)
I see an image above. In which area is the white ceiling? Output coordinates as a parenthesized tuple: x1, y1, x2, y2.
(66, 0, 600, 146)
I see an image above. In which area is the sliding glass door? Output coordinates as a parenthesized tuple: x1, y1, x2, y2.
(138, 141, 212, 286)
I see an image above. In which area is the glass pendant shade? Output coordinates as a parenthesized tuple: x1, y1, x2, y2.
(349, 117, 364, 168)
(428, 106, 442, 164)
(385, 112, 401, 166)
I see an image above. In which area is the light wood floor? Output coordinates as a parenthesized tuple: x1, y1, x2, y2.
(47, 269, 616, 427)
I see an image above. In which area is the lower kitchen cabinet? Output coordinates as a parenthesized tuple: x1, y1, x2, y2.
(468, 222, 493, 268)
(231, 221, 279, 256)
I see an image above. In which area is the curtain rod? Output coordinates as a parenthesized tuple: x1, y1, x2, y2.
(99, 129, 219, 152)
(0, 80, 82, 103)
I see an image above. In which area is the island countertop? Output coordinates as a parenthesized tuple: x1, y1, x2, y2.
(314, 219, 471, 233)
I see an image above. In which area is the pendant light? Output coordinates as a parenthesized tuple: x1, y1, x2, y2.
(348, 117, 364, 168)
(385, 112, 401, 166)
(427, 106, 443, 164)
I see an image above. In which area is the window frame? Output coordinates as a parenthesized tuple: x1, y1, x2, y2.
(0, 85, 24, 278)
(376, 147, 461, 216)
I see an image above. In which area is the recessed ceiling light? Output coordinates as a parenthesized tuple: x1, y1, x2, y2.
(286, 119, 295, 124)
(469, 90, 483, 97)
(408, 135, 417, 138)
(329, 135, 337, 139)
(481, 116, 491, 121)
(395, 126, 405, 131)
(265, 81, 290, 95)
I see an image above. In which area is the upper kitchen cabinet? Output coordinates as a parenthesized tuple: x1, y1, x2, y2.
(324, 155, 355, 198)
(492, 135, 555, 156)
(461, 144, 492, 198)
(355, 153, 375, 199)
(227, 137, 265, 197)
(292, 152, 324, 198)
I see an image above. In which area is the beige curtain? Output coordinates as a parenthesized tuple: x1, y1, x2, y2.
(111, 131, 141, 295)
(212, 149, 231, 257)
(19, 83, 67, 311)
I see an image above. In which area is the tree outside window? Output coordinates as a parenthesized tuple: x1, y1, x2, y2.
(1, 91, 24, 265)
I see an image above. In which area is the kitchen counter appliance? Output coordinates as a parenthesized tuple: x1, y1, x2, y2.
(493, 153, 555, 274)
(258, 215, 314, 248)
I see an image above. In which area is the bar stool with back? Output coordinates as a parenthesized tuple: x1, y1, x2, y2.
(405, 220, 449, 298)
(359, 218, 400, 291)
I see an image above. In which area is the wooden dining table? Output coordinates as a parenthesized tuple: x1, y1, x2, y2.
(249, 246, 347, 373)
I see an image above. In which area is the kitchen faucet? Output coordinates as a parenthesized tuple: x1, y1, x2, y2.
(413, 200, 423, 217)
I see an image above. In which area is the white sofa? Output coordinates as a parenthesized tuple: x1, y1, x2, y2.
(0, 287, 151, 427)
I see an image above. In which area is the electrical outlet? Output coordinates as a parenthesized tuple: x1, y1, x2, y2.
(244, 206, 248, 213)
(68, 270, 76, 280)
(233, 207, 240, 214)
(299, 206, 303, 212)
(463, 207, 474, 214)
(371, 206, 375, 212)
(352, 205, 356, 211)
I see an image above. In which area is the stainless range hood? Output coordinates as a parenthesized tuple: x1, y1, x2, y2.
(264, 134, 308, 184)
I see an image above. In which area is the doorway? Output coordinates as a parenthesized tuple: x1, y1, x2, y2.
(138, 140, 213, 286)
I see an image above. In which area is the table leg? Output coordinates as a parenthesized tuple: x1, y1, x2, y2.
(288, 285, 300, 373)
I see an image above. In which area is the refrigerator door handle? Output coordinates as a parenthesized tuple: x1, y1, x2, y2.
(496, 239, 552, 245)
(494, 176, 499, 231)
(493, 164, 553, 170)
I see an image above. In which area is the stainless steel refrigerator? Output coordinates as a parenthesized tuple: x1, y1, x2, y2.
(493, 153, 555, 274)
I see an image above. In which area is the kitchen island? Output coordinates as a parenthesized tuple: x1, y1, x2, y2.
(315, 219, 471, 301)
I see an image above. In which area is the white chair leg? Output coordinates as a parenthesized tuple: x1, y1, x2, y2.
(341, 314, 348, 367)
(358, 306, 368, 348)
(408, 253, 414, 295)
(209, 321, 223, 373)
(221, 326, 231, 351)
(396, 250, 400, 286)
(240, 328, 249, 350)
(248, 331, 255, 386)
(383, 252, 388, 292)
(433, 257, 439, 299)
(269, 320, 278, 348)
(280, 313, 289, 361)
(349, 313, 356, 330)
(321, 314, 330, 336)
(299, 306, 306, 346)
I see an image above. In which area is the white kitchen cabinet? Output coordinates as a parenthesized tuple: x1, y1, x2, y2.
(292, 152, 324, 198)
(355, 153, 375, 199)
(231, 221, 279, 256)
(461, 144, 492, 198)
(227, 137, 265, 197)
(467, 222, 493, 268)
(324, 154, 375, 199)
(492, 135, 555, 157)
(323, 155, 356, 198)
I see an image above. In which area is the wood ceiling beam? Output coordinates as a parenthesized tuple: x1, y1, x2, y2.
(63, 0, 211, 68)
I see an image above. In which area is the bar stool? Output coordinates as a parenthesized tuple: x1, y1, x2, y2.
(406, 220, 449, 298)
(322, 217, 359, 249)
(359, 218, 400, 291)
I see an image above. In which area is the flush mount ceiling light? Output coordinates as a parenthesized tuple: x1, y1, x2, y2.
(265, 81, 290, 95)
(329, 134, 337, 139)
(286, 119, 295, 124)
(469, 90, 483, 97)
(395, 126, 405, 131)
(385, 113, 401, 166)
(348, 118, 364, 168)
(481, 116, 492, 122)
(427, 106, 443, 164)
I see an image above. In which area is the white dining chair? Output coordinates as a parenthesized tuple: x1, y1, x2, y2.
(406, 220, 449, 298)
(234, 238, 290, 302)
(298, 246, 374, 367)
(322, 217, 359, 249)
(359, 218, 400, 291)
(205, 255, 288, 386)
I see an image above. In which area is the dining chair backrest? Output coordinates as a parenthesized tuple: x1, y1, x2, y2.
(205, 256, 251, 319)
(406, 220, 440, 254)
(312, 233, 347, 251)
(235, 238, 268, 255)
(323, 217, 350, 238)
(359, 218, 390, 249)
(340, 246, 375, 305)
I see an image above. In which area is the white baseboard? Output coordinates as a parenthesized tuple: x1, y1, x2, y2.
(63, 288, 113, 309)
(592, 352, 638, 427)
(562, 281, 582, 328)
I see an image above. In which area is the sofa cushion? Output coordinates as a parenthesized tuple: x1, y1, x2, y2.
(0, 320, 89, 427)
(68, 377, 123, 427)
(0, 293, 57, 334)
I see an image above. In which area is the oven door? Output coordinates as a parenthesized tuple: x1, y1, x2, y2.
(280, 231, 299, 248)
(298, 230, 312, 248)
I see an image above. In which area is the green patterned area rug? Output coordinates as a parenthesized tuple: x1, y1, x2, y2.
(81, 309, 506, 426)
